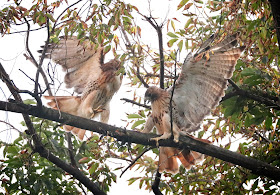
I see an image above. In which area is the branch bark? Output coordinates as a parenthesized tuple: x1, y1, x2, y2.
(0, 63, 105, 195)
(119, 24, 149, 88)
(143, 16, 165, 89)
(0, 100, 279, 181)
(121, 98, 151, 109)
(222, 80, 280, 110)
(268, 0, 280, 51)
(152, 171, 163, 195)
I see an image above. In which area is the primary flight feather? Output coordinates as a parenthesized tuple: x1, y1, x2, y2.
(42, 36, 122, 140)
(143, 33, 245, 173)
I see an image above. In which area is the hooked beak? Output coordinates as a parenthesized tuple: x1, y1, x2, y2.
(144, 97, 150, 105)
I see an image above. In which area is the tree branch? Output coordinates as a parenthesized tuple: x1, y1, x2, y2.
(152, 171, 163, 195)
(119, 24, 149, 88)
(143, 16, 165, 89)
(268, 0, 280, 51)
(120, 146, 152, 178)
(120, 98, 151, 109)
(0, 63, 105, 195)
(222, 80, 280, 110)
(66, 132, 78, 168)
(0, 100, 279, 181)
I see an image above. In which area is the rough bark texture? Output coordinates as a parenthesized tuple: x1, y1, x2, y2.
(0, 100, 280, 181)
(269, 0, 280, 51)
(0, 63, 105, 195)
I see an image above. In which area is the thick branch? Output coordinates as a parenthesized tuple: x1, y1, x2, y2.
(269, 0, 280, 51)
(35, 144, 105, 195)
(0, 63, 105, 195)
(152, 171, 163, 195)
(1, 100, 280, 181)
(222, 80, 280, 110)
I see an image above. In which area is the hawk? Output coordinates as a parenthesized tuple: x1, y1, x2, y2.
(42, 36, 122, 140)
(143, 33, 245, 173)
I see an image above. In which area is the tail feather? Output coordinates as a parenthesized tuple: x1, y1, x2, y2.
(44, 96, 81, 114)
(159, 147, 179, 174)
(44, 96, 87, 140)
(158, 137, 210, 174)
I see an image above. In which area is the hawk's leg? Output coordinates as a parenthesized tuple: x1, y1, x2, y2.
(173, 128, 180, 143)
(151, 132, 172, 146)
(90, 106, 105, 118)
(150, 130, 179, 144)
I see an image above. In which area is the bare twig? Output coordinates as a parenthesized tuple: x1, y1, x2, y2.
(66, 132, 78, 168)
(169, 50, 179, 139)
(119, 24, 150, 88)
(120, 146, 152, 177)
(145, 73, 177, 79)
(52, 0, 83, 34)
(121, 98, 151, 109)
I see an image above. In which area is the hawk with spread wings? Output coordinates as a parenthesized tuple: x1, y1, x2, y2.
(143, 33, 245, 173)
(42, 36, 122, 140)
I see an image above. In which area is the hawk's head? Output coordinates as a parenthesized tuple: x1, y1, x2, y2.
(102, 59, 121, 72)
(144, 86, 162, 104)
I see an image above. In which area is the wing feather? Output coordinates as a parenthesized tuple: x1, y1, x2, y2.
(41, 36, 103, 94)
(170, 34, 245, 132)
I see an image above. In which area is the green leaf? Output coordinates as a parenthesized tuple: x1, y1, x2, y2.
(89, 162, 99, 175)
(131, 119, 145, 129)
(77, 31, 85, 39)
(167, 32, 179, 38)
(23, 99, 36, 105)
(184, 18, 192, 28)
(104, 45, 111, 54)
(245, 114, 253, 127)
(127, 114, 142, 119)
(264, 116, 272, 129)
(128, 177, 141, 185)
(241, 68, 257, 76)
(46, 13, 55, 22)
(167, 38, 178, 47)
(177, 40, 183, 52)
(185, 39, 189, 49)
(177, 0, 189, 10)
(6, 146, 19, 155)
(252, 179, 258, 190)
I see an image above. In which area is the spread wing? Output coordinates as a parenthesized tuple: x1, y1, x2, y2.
(40, 36, 103, 94)
(41, 36, 122, 140)
(170, 33, 245, 132)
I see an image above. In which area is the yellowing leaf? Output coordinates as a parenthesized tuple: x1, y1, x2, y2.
(171, 20, 175, 31)
(78, 157, 90, 164)
(168, 38, 178, 47)
(184, 3, 193, 10)
(177, 0, 189, 10)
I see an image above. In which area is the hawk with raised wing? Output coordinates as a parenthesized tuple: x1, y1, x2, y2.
(42, 36, 122, 140)
(143, 33, 245, 173)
